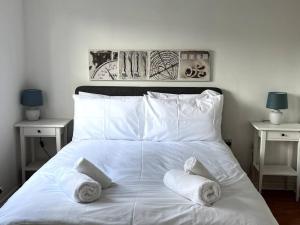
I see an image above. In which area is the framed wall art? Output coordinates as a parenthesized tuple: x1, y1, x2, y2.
(89, 50, 118, 80)
(149, 51, 179, 80)
(89, 49, 211, 81)
(118, 51, 148, 80)
(179, 51, 210, 81)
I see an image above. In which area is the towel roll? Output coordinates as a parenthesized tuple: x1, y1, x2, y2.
(184, 156, 213, 179)
(75, 157, 112, 189)
(57, 170, 101, 203)
(163, 169, 221, 206)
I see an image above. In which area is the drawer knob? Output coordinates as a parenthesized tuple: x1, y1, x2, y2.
(37, 130, 41, 133)
(281, 133, 286, 137)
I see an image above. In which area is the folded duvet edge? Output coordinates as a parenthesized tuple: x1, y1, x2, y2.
(75, 157, 112, 189)
(163, 169, 221, 206)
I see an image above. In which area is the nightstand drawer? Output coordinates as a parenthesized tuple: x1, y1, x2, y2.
(23, 127, 56, 137)
(267, 131, 300, 141)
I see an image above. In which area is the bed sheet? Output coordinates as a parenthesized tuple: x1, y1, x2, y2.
(0, 140, 278, 225)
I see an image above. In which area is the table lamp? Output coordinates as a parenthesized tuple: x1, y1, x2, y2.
(21, 89, 43, 121)
(266, 92, 288, 125)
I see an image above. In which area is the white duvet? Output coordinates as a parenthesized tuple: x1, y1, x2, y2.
(0, 140, 278, 225)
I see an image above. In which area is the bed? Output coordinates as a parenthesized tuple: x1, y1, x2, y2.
(0, 86, 278, 225)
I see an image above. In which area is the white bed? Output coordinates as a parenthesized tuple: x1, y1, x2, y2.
(0, 140, 277, 225)
(0, 86, 278, 225)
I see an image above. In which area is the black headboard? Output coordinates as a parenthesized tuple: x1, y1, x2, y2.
(75, 86, 222, 95)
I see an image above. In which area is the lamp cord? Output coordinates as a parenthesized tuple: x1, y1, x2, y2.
(39, 138, 51, 159)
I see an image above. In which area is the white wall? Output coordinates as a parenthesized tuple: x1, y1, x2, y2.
(24, 0, 300, 172)
(0, 0, 25, 198)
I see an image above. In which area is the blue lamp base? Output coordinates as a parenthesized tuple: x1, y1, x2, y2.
(25, 108, 41, 121)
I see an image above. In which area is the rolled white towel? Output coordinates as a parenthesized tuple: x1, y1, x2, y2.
(75, 157, 112, 189)
(163, 169, 221, 206)
(184, 156, 213, 180)
(57, 169, 101, 203)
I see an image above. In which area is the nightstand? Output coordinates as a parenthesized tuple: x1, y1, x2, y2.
(15, 119, 72, 183)
(251, 122, 300, 201)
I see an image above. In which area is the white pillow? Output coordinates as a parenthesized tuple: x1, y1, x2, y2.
(143, 90, 223, 141)
(73, 95, 105, 140)
(78, 92, 107, 98)
(147, 91, 201, 101)
(104, 96, 144, 140)
(79, 91, 139, 100)
(73, 94, 143, 141)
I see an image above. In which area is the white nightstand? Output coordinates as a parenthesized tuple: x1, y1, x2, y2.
(15, 119, 72, 183)
(251, 122, 300, 201)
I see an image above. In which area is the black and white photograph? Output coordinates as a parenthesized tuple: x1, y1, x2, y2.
(89, 50, 118, 80)
(118, 51, 148, 80)
(149, 51, 179, 80)
(179, 51, 210, 81)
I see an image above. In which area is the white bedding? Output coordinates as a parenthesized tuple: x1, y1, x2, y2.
(0, 140, 278, 225)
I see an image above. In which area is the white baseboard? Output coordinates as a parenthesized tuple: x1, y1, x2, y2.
(0, 186, 19, 207)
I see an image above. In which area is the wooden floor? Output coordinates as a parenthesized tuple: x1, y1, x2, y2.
(262, 190, 300, 225)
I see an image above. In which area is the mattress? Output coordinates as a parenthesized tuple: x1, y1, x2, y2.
(0, 140, 278, 225)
